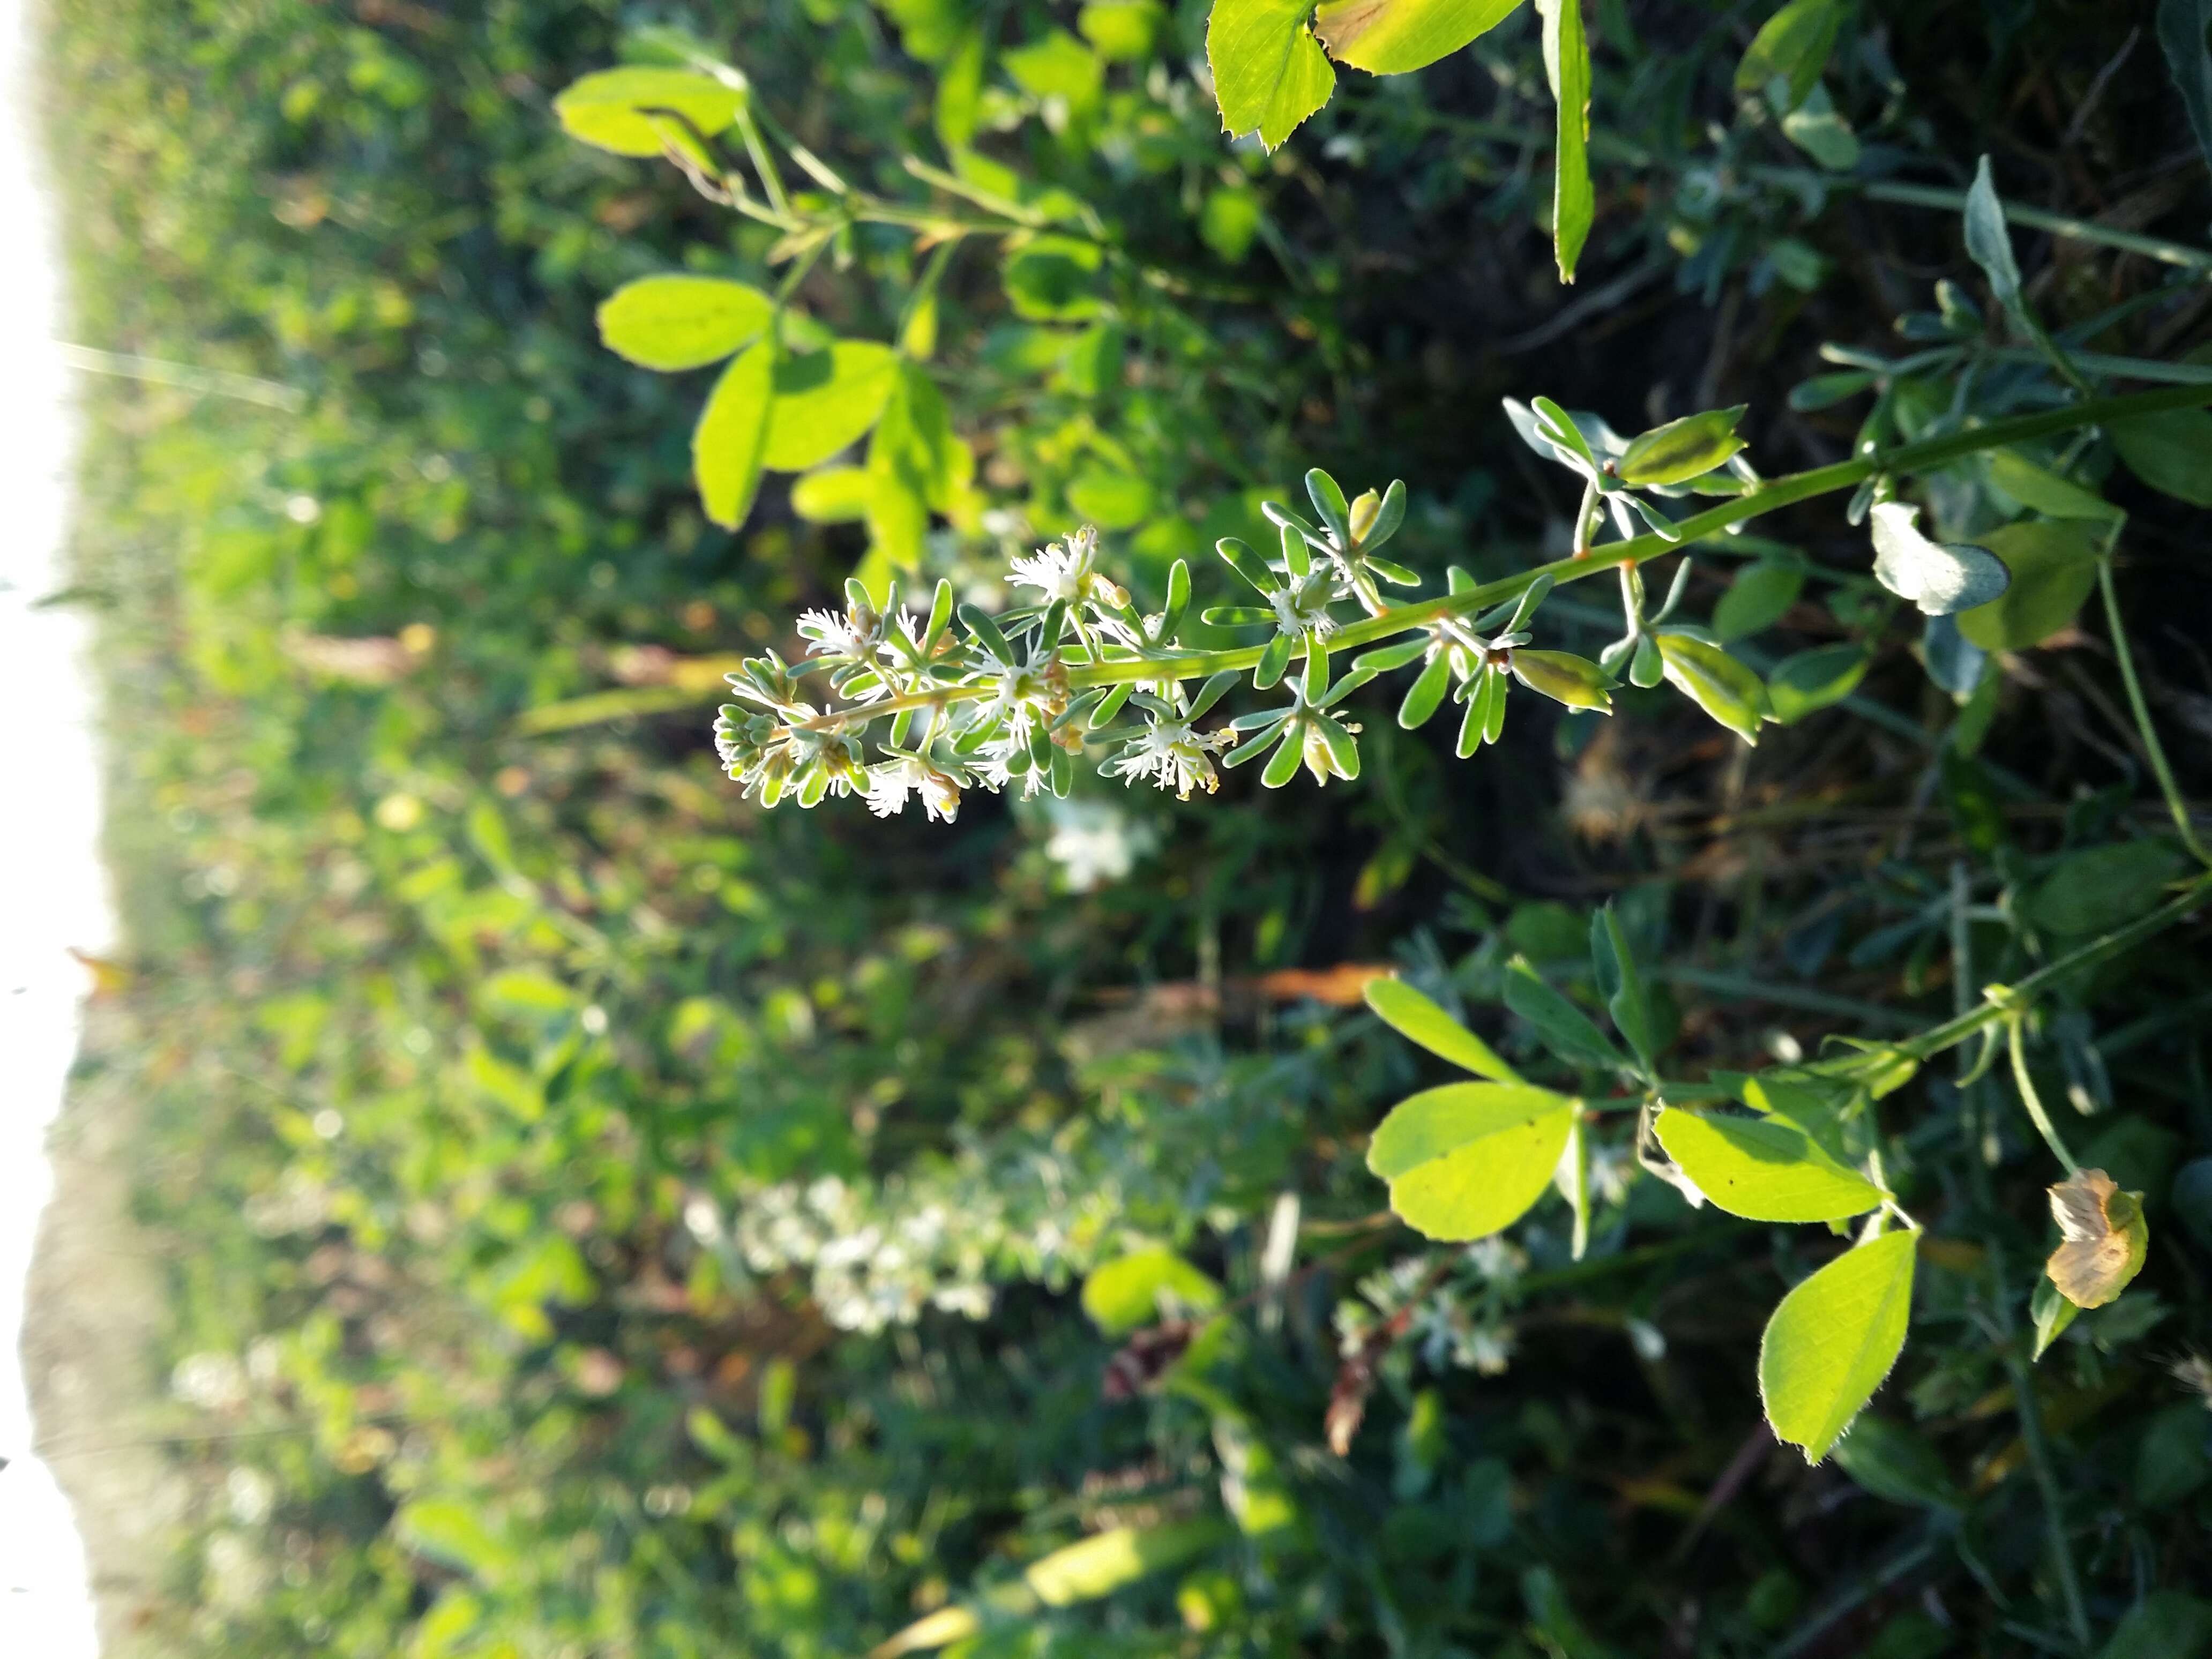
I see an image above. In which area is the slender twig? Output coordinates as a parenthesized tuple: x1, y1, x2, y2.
(2006, 1015, 2081, 1175)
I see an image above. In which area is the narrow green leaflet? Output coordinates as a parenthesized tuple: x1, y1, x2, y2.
(1367, 1082, 1578, 1239)
(1713, 560, 1803, 641)
(1588, 906, 1654, 1072)
(1617, 406, 1747, 487)
(1315, 0, 1526, 75)
(693, 341, 775, 529)
(2110, 408, 2212, 507)
(1733, 0, 1844, 109)
(1503, 956, 1627, 1071)
(1365, 976, 1521, 1081)
(1208, 0, 1336, 150)
(2158, 0, 2212, 171)
(1984, 449, 2123, 523)
(1080, 1246, 1224, 1334)
(2030, 1274, 2080, 1361)
(1654, 1107, 1882, 1222)
(1509, 649, 1612, 712)
(1654, 632, 1769, 742)
(597, 275, 773, 371)
(1534, 0, 1594, 281)
(1868, 500, 2010, 616)
(1767, 643, 1868, 723)
(555, 67, 748, 158)
(761, 341, 899, 472)
(1955, 520, 2101, 652)
(1759, 1230, 1917, 1463)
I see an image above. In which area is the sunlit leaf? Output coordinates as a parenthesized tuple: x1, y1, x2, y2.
(1367, 1082, 1578, 1239)
(1365, 976, 1520, 1081)
(1534, 0, 1593, 281)
(1758, 1229, 1917, 1463)
(1868, 500, 2009, 616)
(555, 66, 746, 158)
(1617, 406, 1747, 487)
(1654, 1107, 1883, 1221)
(1207, 0, 1336, 150)
(597, 275, 773, 371)
(1654, 632, 1769, 742)
(761, 342, 899, 471)
(1314, 0, 1525, 74)
(1081, 1246, 1224, 1334)
(693, 341, 775, 528)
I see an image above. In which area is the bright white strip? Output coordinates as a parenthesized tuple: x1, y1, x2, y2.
(0, 0, 109, 1646)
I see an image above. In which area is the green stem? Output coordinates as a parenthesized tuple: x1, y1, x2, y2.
(2006, 1015, 2081, 1175)
(2098, 556, 2212, 867)
(1901, 875, 2212, 1063)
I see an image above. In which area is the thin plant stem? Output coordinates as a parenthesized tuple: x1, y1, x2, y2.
(2098, 556, 2212, 867)
(2006, 1015, 2081, 1176)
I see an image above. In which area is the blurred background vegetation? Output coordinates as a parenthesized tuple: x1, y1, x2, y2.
(32, 0, 2212, 1654)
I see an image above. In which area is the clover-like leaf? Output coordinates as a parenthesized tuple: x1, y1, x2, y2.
(1081, 1246, 1224, 1335)
(556, 66, 748, 158)
(1759, 1229, 1917, 1463)
(694, 341, 775, 529)
(761, 342, 900, 472)
(1653, 1107, 1883, 1222)
(1365, 976, 1520, 1081)
(1367, 1082, 1578, 1240)
(598, 275, 774, 371)
(1314, 0, 1525, 73)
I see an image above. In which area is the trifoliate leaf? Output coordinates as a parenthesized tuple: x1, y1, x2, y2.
(1759, 1230, 1917, 1463)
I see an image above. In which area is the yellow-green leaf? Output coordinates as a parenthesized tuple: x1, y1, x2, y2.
(1654, 1106, 1883, 1222)
(1955, 520, 2101, 652)
(1733, 0, 1844, 109)
(554, 67, 746, 158)
(1758, 1230, 1917, 1463)
(1207, 0, 1337, 150)
(790, 466, 875, 524)
(761, 342, 899, 472)
(1654, 632, 1769, 742)
(1509, 648, 1613, 712)
(1314, 0, 1526, 75)
(1618, 406, 1748, 487)
(597, 275, 773, 371)
(1080, 1246, 1223, 1334)
(1367, 1082, 1576, 1240)
(694, 341, 774, 529)
(1365, 976, 1520, 1081)
(1534, 0, 1593, 281)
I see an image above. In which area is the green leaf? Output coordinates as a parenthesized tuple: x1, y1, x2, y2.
(1504, 956, 1627, 1071)
(2098, 1593, 2212, 1659)
(1023, 1519, 1232, 1607)
(555, 66, 746, 158)
(1589, 906, 1654, 1071)
(1869, 500, 2010, 616)
(1080, 0, 1165, 61)
(1314, 0, 1525, 74)
(1653, 1107, 1883, 1221)
(693, 341, 775, 529)
(1535, 0, 1593, 281)
(397, 1498, 518, 1581)
(865, 363, 957, 571)
(597, 276, 773, 371)
(1733, 0, 1844, 109)
(1365, 976, 1520, 1081)
(2158, 0, 2212, 173)
(1003, 29, 1104, 110)
(1828, 1415, 1961, 1509)
(1200, 186, 1263, 263)
(1080, 1246, 1224, 1335)
(2111, 408, 2212, 507)
(1712, 559, 1803, 641)
(2021, 839, 2187, 936)
(1068, 467, 1156, 529)
(790, 466, 874, 524)
(1617, 406, 1748, 487)
(1207, 0, 1337, 150)
(1654, 632, 1769, 742)
(1367, 1082, 1578, 1240)
(2030, 1274, 2080, 1360)
(1002, 235, 1106, 320)
(1954, 520, 2101, 652)
(1758, 1229, 1917, 1463)
(762, 342, 899, 472)
(1780, 83, 1859, 170)
(1508, 648, 1613, 712)
(1984, 449, 2123, 522)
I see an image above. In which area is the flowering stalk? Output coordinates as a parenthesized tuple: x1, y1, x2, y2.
(717, 384, 2212, 819)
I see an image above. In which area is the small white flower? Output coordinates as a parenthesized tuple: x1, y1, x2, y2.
(978, 747, 1048, 801)
(865, 759, 918, 818)
(1009, 525, 1126, 610)
(1270, 574, 1340, 638)
(796, 608, 870, 657)
(1466, 1236, 1525, 1283)
(1105, 718, 1231, 799)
